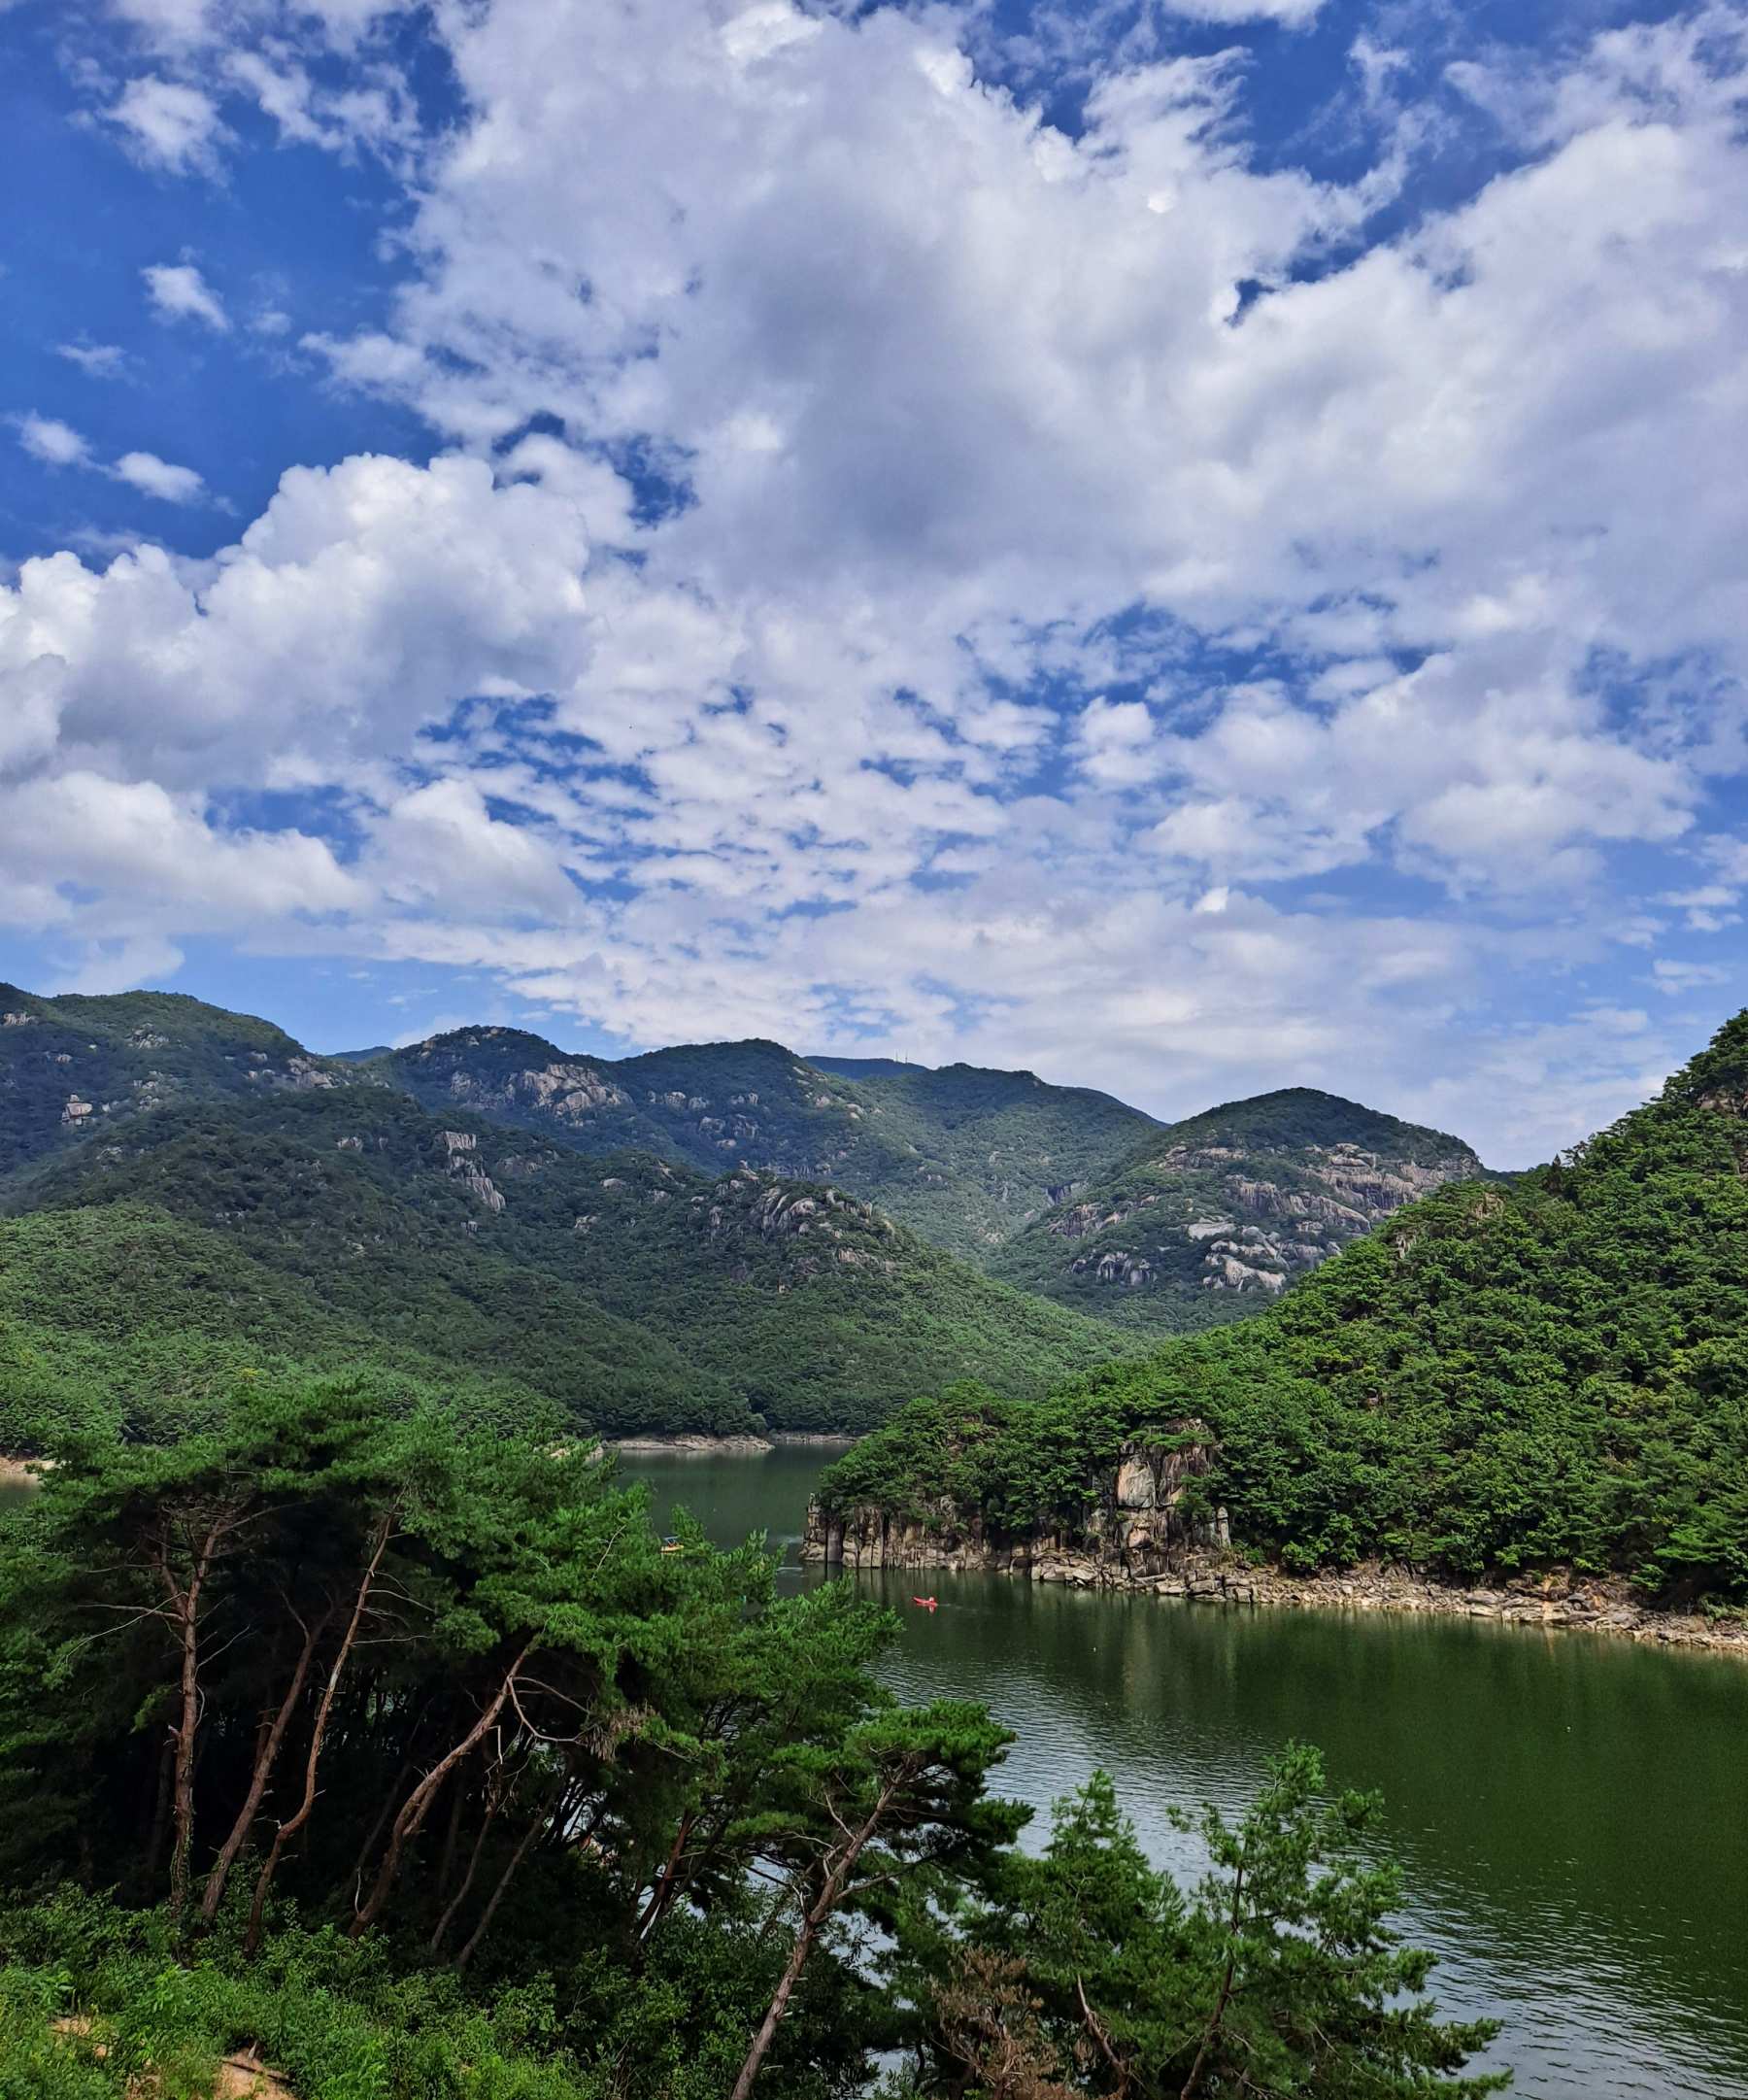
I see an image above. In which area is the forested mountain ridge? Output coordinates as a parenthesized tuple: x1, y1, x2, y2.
(821, 1014, 1748, 1607)
(3, 985, 1499, 1324)
(0, 984, 1518, 1448)
(375, 1024, 1158, 1261)
(3, 1086, 1120, 1436)
(985, 1087, 1486, 1335)
(0, 982, 359, 1178)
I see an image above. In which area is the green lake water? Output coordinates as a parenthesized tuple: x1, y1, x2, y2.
(626, 1443, 1748, 2100)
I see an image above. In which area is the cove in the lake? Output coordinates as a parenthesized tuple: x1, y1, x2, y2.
(624, 1441, 1748, 2100)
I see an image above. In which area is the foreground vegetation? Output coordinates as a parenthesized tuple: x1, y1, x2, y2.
(0, 1380, 1502, 2098)
(822, 1016, 1748, 1608)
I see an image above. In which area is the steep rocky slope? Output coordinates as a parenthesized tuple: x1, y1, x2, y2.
(375, 1028, 1156, 1261)
(986, 1088, 1486, 1335)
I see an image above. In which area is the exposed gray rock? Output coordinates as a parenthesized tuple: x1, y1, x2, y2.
(447, 1060, 630, 1123)
(802, 1486, 1747, 1657)
(437, 1128, 505, 1212)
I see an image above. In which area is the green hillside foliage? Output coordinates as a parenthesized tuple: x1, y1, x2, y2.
(7, 1090, 1119, 1435)
(824, 1018, 1748, 1605)
(985, 1087, 1484, 1337)
(0, 1206, 582, 1453)
(384, 1027, 1156, 1263)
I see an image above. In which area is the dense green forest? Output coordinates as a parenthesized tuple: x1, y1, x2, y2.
(985, 1090, 1485, 1337)
(0, 1205, 644, 1452)
(822, 1015, 1748, 1607)
(0, 1382, 1502, 2099)
(2, 1089, 1120, 1437)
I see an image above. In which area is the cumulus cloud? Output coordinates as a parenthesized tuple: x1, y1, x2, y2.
(13, 421, 206, 506)
(105, 0, 414, 46)
(17, 416, 92, 467)
(0, 452, 594, 787)
(0, 772, 364, 967)
(56, 343, 127, 379)
(108, 76, 231, 172)
(112, 451, 207, 502)
(1158, 0, 1323, 20)
(142, 259, 229, 329)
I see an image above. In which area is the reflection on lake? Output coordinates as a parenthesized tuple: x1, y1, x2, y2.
(626, 1443, 1748, 2100)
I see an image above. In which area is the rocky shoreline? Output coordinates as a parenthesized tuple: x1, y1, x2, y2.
(611, 1432, 776, 1455)
(611, 1430, 858, 1455)
(803, 1503, 1748, 1659)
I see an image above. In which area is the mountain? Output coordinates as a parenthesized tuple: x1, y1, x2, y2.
(984, 1088, 1486, 1334)
(0, 983, 356, 1180)
(0, 986, 1509, 1449)
(4, 1086, 1120, 1437)
(821, 1014, 1748, 1607)
(372, 1027, 1157, 1261)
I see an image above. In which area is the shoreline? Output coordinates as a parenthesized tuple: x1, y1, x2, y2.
(611, 1431, 859, 1456)
(611, 1432, 775, 1456)
(0, 1455, 48, 1488)
(803, 1515, 1748, 1660)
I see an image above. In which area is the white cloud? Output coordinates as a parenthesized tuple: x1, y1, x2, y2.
(1651, 958, 1731, 996)
(1158, 0, 1323, 20)
(142, 260, 229, 329)
(0, 451, 595, 787)
(50, 935, 187, 998)
(104, 0, 412, 45)
(364, 777, 581, 918)
(109, 76, 230, 173)
(0, 771, 364, 935)
(56, 343, 127, 379)
(105, 0, 219, 41)
(112, 451, 207, 502)
(17, 416, 92, 468)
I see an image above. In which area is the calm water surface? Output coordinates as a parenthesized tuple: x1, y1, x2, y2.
(627, 1445, 1748, 2100)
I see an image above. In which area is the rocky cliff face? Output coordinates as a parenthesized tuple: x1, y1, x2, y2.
(805, 1431, 1230, 1577)
(988, 1092, 1487, 1336)
(802, 1492, 1748, 1649)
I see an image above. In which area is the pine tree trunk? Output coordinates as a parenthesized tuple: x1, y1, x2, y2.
(200, 1609, 329, 1925)
(455, 1804, 546, 1971)
(246, 1509, 394, 1953)
(729, 1773, 905, 2100)
(351, 1641, 536, 1938)
(166, 1523, 222, 1927)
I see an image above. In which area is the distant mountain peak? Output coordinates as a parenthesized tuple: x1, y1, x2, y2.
(989, 1084, 1486, 1334)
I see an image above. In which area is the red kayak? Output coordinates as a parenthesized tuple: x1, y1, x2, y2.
(911, 1595, 938, 1611)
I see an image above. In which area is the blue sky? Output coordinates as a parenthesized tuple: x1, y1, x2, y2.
(2, 0, 1745, 1161)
